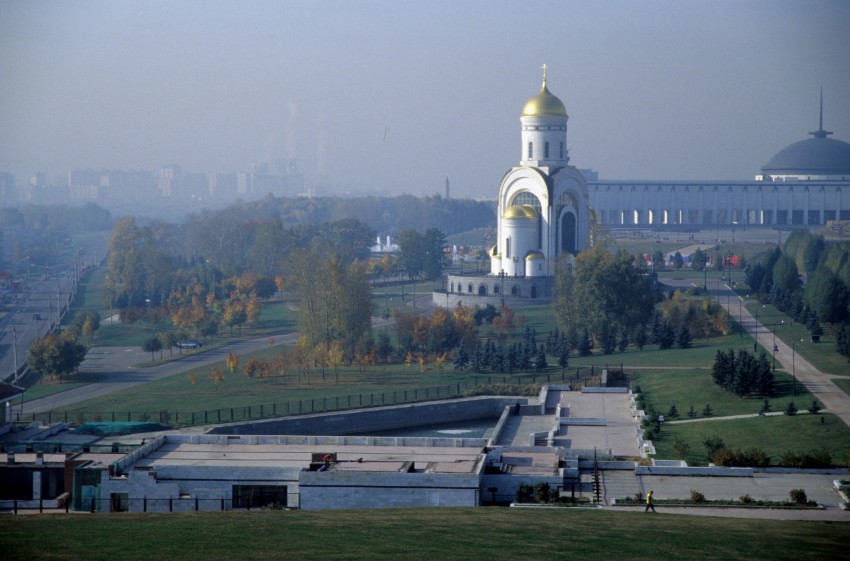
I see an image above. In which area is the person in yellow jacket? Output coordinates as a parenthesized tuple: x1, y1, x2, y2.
(645, 490, 656, 513)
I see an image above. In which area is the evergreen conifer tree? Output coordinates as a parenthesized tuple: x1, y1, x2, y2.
(578, 328, 592, 356)
(675, 325, 692, 349)
(453, 342, 469, 370)
(535, 346, 547, 371)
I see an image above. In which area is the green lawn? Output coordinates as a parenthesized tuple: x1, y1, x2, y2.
(632, 369, 813, 418)
(833, 377, 850, 397)
(0, 508, 844, 561)
(746, 303, 848, 376)
(47, 347, 573, 421)
(654, 414, 850, 467)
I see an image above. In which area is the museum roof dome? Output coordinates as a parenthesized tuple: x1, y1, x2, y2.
(762, 94, 850, 176)
(761, 136, 850, 176)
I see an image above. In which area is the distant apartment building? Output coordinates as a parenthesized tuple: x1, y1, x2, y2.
(0, 173, 16, 204)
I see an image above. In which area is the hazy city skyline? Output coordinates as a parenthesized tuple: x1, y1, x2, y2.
(1, 0, 849, 198)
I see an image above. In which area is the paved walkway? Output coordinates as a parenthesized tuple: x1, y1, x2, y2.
(601, 469, 849, 520)
(666, 410, 814, 425)
(663, 276, 850, 429)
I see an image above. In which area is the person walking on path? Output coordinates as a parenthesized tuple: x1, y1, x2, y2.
(645, 490, 656, 513)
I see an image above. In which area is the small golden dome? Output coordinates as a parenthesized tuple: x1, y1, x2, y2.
(522, 81, 567, 118)
(525, 251, 545, 261)
(488, 244, 499, 257)
(503, 205, 539, 219)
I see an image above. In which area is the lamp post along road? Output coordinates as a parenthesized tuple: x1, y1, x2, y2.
(792, 339, 804, 397)
(772, 320, 784, 372)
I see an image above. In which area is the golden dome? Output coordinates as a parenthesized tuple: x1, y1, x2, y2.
(488, 244, 499, 257)
(503, 205, 539, 219)
(522, 80, 567, 118)
(525, 251, 545, 261)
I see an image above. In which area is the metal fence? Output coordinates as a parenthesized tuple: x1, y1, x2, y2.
(1, 496, 287, 515)
(16, 366, 617, 428)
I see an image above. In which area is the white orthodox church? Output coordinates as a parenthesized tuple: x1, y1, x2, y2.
(441, 68, 590, 307)
(437, 70, 850, 308)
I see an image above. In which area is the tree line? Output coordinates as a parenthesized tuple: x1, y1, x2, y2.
(745, 231, 850, 361)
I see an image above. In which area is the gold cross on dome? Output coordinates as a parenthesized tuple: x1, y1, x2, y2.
(541, 63, 548, 84)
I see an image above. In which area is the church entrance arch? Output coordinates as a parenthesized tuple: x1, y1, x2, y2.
(478, 285, 487, 296)
(559, 211, 577, 254)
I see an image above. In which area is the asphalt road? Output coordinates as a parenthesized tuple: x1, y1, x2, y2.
(662, 275, 850, 429)
(0, 274, 76, 383)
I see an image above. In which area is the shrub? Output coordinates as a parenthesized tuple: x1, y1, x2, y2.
(673, 439, 690, 457)
(739, 494, 754, 504)
(534, 482, 551, 503)
(808, 400, 821, 414)
(711, 447, 770, 467)
(780, 447, 832, 468)
(785, 401, 798, 416)
(516, 483, 534, 503)
(789, 489, 808, 505)
(703, 435, 725, 458)
(690, 489, 706, 503)
(702, 403, 713, 417)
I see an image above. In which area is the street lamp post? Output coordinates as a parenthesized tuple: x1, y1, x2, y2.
(791, 339, 804, 397)
(771, 320, 784, 372)
(753, 302, 759, 353)
(738, 296, 743, 339)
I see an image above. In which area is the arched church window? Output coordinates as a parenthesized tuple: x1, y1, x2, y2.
(450, 282, 454, 293)
(528, 141, 533, 159)
(511, 286, 519, 296)
(544, 141, 550, 159)
(512, 192, 542, 213)
(478, 285, 487, 296)
(467, 283, 473, 293)
(557, 192, 577, 209)
(505, 237, 511, 259)
(493, 285, 500, 294)
(560, 142, 564, 158)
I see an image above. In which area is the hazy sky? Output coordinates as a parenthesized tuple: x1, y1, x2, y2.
(1, 0, 849, 198)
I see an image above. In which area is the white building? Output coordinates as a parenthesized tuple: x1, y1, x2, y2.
(443, 68, 591, 306)
(590, 96, 850, 227)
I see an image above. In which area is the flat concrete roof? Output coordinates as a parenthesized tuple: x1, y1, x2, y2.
(501, 450, 560, 476)
(133, 441, 485, 474)
(555, 392, 641, 457)
(496, 390, 640, 457)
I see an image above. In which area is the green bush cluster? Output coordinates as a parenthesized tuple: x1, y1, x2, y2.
(789, 489, 812, 505)
(689, 489, 706, 503)
(780, 447, 832, 469)
(711, 447, 770, 467)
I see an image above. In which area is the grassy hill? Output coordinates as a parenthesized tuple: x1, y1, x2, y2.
(2, 507, 845, 561)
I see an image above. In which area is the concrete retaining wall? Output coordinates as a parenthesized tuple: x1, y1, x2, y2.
(207, 397, 515, 436)
(299, 471, 480, 510)
(636, 466, 754, 477)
